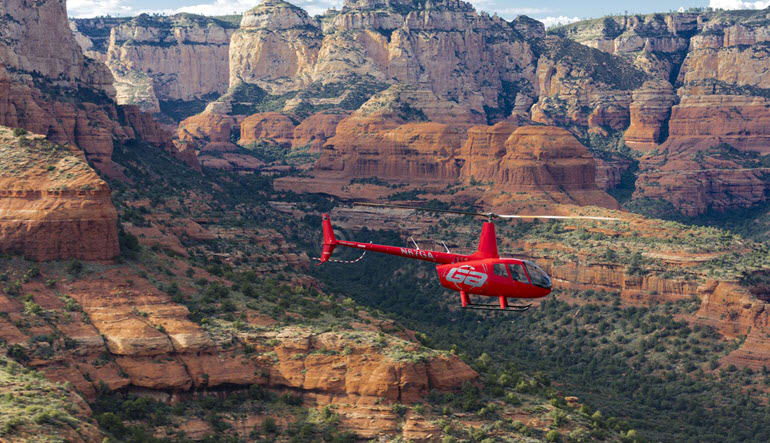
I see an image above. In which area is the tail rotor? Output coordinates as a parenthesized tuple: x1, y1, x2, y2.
(319, 213, 338, 264)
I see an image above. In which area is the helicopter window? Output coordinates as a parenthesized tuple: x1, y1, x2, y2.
(523, 261, 552, 289)
(493, 263, 508, 278)
(507, 264, 530, 284)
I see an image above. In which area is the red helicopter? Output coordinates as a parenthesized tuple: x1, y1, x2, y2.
(318, 203, 619, 312)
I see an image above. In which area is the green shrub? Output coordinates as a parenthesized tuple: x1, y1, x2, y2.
(68, 260, 84, 276)
(261, 417, 278, 434)
(12, 128, 27, 137)
(391, 403, 408, 417)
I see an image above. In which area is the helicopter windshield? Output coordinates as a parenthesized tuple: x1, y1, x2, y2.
(523, 261, 552, 289)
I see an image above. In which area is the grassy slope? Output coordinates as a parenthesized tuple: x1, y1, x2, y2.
(0, 356, 98, 441)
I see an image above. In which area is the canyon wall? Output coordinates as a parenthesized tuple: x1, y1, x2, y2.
(64, 3, 770, 216)
(558, 10, 770, 215)
(0, 0, 171, 175)
(73, 14, 238, 119)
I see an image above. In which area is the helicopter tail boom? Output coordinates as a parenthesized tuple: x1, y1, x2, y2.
(319, 213, 465, 264)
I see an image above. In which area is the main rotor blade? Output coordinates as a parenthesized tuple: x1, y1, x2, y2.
(497, 214, 621, 221)
(355, 202, 489, 218)
(354, 202, 621, 222)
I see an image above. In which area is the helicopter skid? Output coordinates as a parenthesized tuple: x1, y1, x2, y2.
(463, 303, 531, 312)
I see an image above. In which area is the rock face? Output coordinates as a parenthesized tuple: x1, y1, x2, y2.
(176, 112, 266, 171)
(463, 126, 599, 187)
(292, 112, 347, 152)
(624, 79, 677, 150)
(317, 115, 617, 207)
(530, 36, 646, 138)
(318, 116, 466, 182)
(0, 0, 172, 175)
(555, 13, 695, 80)
(239, 112, 296, 146)
(633, 142, 770, 216)
(459, 125, 619, 207)
(229, 0, 321, 94)
(205, 0, 541, 125)
(0, 127, 119, 261)
(100, 14, 238, 115)
(70, 17, 131, 62)
(558, 9, 770, 215)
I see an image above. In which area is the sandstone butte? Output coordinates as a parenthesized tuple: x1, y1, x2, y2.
(314, 117, 618, 209)
(0, 262, 478, 440)
(175, 110, 346, 170)
(0, 127, 119, 261)
(0, 0, 173, 177)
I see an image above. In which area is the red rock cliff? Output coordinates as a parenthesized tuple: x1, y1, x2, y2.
(0, 127, 118, 260)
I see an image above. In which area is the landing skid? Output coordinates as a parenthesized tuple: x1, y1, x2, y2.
(463, 303, 531, 312)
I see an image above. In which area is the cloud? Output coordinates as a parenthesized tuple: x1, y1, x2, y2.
(498, 7, 553, 15)
(172, 0, 259, 16)
(68, 0, 135, 17)
(709, 0, 770, 9)
(538, 16, 581, 28)
(68, 0, 344, 18)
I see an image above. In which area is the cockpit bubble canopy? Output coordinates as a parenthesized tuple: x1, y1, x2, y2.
(523, 260, 552, 289)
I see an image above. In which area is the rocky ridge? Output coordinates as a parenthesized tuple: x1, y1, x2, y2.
(0, 256, 477, 440)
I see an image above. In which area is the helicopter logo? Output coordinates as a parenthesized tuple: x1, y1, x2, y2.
(446, 266, 488, 288)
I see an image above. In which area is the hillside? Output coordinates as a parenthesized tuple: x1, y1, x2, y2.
(0, 126, 119, 260)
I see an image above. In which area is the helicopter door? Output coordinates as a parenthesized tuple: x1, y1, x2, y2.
(493, 263, 508, 278)
(508, 263, 530, 284)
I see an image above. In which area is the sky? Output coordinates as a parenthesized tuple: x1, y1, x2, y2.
(67, 0, 770, 27)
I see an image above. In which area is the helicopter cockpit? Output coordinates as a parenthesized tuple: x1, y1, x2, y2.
(493, 260, 553, 290)
(522, 260, 552, 289)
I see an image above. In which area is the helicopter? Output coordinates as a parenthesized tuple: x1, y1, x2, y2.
(318, 203, 620, 312)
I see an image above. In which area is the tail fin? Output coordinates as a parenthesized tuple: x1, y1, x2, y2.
(471, 221, 499, 259)
(319, 213, 337, 264)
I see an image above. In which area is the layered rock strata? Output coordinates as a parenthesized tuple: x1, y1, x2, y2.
(559, 10, 770, 214)
(196, 0, 541, 134)
(530, 36, 646, 137)
(0, 265, 477, 439)
(317, 115, 617, 208)
(0, 127, 119, 261)
(624, 80, 677, 150)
